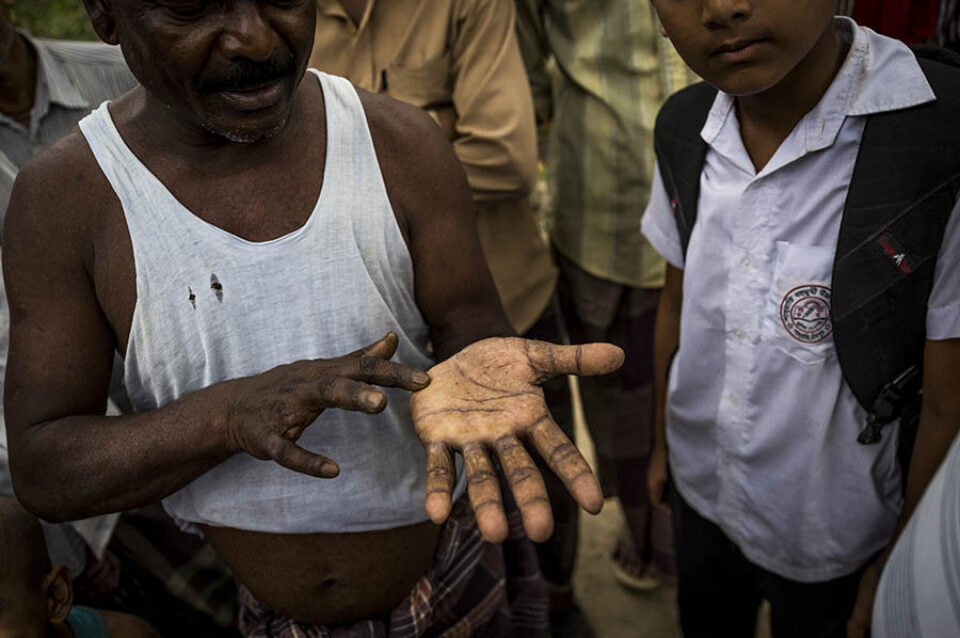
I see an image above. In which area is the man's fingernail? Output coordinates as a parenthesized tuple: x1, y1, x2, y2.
(413, 371, 430, 385)
(321, 463, 339, 477)
(362, 391, 383, 408)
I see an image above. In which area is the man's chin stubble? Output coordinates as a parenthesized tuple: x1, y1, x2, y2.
(201, 117, 287, 145)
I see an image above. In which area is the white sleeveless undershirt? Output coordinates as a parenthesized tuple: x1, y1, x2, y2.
(78, 70, 464, 534)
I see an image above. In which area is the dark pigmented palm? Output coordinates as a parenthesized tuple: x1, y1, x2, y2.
(410, 337, 624, 543)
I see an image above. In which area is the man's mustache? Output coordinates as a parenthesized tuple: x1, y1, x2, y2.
(198, 55, 297, 94)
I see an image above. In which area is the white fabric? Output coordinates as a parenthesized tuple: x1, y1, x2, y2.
(78, 70, 464, 534)
(873, 432, 960, 638)
(641, 18, 959, 582)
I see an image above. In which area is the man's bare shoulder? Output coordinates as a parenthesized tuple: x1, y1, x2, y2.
(356, 88, 454, 173)
(6, 127, 117, 240)
(354, 88, 471, 227)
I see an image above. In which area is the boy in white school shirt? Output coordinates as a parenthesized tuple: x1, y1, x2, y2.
(639, 1, 960, 636)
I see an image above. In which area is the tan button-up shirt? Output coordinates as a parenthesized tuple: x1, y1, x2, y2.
(310, 0, 557, 333)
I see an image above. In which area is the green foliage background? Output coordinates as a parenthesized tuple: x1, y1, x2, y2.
(10, 0, 97, 41)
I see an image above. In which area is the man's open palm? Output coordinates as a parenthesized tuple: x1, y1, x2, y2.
(410, 337, 624, 543)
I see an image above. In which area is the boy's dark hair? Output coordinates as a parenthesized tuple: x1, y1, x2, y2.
(653, 47, 960, 481)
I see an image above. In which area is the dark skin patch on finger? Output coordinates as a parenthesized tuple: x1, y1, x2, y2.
(471, 499, 502, 512)
(549, 442, 579, 467)
(508, 466, 539, 485)
(568, 470, 594, 484)
(467, 470, 499, 483)
(494, 435, 524, 452)
(518, 496, 550, 508)
(528, 413, 552, 430)
(426, 466, 455, 478)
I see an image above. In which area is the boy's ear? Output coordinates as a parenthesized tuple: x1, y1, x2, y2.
(43, 565, 74, 625)
(79, 0, 119, 46)
(659, 21, 669, 38)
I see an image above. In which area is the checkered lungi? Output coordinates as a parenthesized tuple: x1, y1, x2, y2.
(237, 498, 548, 637)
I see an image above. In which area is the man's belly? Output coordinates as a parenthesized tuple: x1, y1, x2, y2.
(201, 520, 442, 626)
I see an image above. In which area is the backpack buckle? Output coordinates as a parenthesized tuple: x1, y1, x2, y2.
(857, 365, 921, 444)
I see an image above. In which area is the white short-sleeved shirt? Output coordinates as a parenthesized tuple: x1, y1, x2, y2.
(641, 18, 960, 582)
(872, 431, 960, 638)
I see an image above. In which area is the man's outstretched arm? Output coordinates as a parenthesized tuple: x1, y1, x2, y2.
(364, 92, 621, 543)
(2, 152, 430, 522)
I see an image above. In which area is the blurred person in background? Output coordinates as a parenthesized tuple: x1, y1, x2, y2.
(514, 1, 696, 633)
(0, 0, 134, 601)
(837, 0, 959, 50)
(309, 0, 558, 343)
(0, 5, 236, 635)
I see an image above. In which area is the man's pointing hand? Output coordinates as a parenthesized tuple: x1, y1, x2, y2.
(221, 333, 430, 478)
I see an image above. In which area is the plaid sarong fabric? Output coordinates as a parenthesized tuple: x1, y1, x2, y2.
(237, 499, 548, 637)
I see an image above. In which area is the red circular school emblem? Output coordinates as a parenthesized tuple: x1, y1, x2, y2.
(779, 284, 833, 344)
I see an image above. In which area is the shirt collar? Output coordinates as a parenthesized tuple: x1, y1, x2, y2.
(21, 31, 90, 112)
(700, 17, 935, 154)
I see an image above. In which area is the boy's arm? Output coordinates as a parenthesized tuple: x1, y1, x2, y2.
(847, 337, 960, 638)
(640, 163, 687, 509)
(649, 264, 683, 508)
(899, 338, 960, 529)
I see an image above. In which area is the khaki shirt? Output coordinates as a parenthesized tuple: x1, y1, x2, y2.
(311, 0, 557, 333)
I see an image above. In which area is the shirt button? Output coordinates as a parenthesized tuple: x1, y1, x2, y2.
(740, 255, 750, 267)
(736, 330, 744, 340)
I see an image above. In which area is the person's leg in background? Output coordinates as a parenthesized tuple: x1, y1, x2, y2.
(555, 252, 675, 590)
(524, 299, 590, 637)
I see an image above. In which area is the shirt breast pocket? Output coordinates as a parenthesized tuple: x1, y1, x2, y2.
(763, 241, 837, 364)
(383, 52, 452, 110)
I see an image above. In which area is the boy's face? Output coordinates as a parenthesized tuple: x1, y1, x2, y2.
(651, 0, 837, 96)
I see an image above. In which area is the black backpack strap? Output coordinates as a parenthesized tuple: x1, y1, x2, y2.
(652, 82, 716, 259)
(832, 48, 960, 456)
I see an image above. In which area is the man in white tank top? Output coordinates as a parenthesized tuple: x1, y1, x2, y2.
(1, 0, 623, 635)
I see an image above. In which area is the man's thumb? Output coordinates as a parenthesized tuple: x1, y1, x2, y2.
(359, 332, 400, 360)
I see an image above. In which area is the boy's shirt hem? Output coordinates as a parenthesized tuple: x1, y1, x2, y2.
(670, 464, 891, 583)
(640, 17, 956, 582)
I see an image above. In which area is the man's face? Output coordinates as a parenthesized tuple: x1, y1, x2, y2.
(106, 0, 316, 143)
(651, 0, 837, 96)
